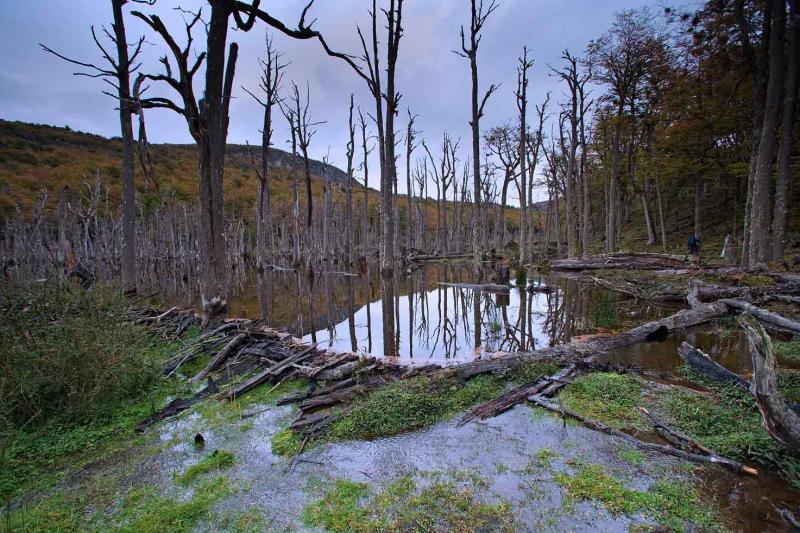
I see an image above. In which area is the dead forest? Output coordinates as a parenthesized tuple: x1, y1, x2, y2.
(2, 0, 800, 531)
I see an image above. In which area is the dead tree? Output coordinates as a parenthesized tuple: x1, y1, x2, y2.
(456, 0, 499, 257)
(405, 109, 419, 252)
(485, 125, 519, 247)
(550, 50, 589, 258)
(357, 108, 373, 259)
(286, 82, 320, 267)
(345, 96, 357, 266)
(515, 47, 534, 264)
(325, 0, 404, 273)
(132, 74, 159, 193)
(740, 317, 800, 453)
(41, 0, 150, 294)
(243, 34, 285, 268)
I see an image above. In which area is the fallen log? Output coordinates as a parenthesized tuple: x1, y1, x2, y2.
(527, 395, 758, 476)
(677, 342, 750, 389)
(457, 365, 574, 426)
(549, 253, 689, 272)
(190, 333, 247, 384)
(639, 407, 713, 456)
(721, 299, 800, 337)
(740, 317, 800, 452)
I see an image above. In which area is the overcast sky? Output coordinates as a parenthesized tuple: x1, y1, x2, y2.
(0, 0, 658, 202)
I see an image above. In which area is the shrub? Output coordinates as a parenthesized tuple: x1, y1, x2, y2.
(0, 280, 162, 427)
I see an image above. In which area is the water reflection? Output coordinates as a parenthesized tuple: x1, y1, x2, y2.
(216, 263, 671, 364)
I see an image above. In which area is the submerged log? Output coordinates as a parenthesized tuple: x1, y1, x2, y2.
(677, 342, 751, 389)
(740, 317, 800, 452)
(527, 395, 759, 476)
(438, 282, 510, 293)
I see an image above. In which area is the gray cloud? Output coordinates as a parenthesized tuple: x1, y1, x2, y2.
(0, 0, 657, 202)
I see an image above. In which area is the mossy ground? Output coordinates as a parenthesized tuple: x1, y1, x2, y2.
(559, 370, 800, 489)
(555, 464, 722, 531)
(270, 361, 562, 453)
(177, 450, 236, 485)
(302, 474, 514, 533)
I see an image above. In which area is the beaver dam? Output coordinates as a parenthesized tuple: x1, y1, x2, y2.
(6, 255, 799, 532)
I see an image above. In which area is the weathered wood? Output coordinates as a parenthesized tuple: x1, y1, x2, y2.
(721, 299, 800, 336)
(740, 317, 800, 452)
(527, 395, 758, 476)
(550, 253, 689, 271)
(677, 342, 750, 389)
(190, 332, 247, 384)
(639, 406, 713, 456)
(458, 365, 573, 426)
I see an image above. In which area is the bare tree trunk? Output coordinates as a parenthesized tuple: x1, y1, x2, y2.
(694, 180, 702, 240)
(655, 174, 668, 251)
(110, 0, 137, 295)
(359, 109, 370, 260)
(748, 1, 785, 266)
(771, 0, 799, 261)
(607, 100, 623, 253)
(516, 48, 533, 265)
(345, 96, 356, 266)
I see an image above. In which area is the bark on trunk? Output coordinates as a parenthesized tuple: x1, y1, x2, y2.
(770, 0, 799, 261)
(747, 0, 785, 266)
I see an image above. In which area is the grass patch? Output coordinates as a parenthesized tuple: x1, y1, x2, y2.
(555, 465, 721, 531)
(325, 374, 503, 442)
(508, 361, 561, 385)
(659, 380, 800, 488)
(177, 450, 236, 485)
(302, 475, 514, 532)
(0, 281, 196, 499)
(5, 475, 233, 533)
(775, 340, 800, 365)
(617, 447, 645, 466)
(592, 293, 619, 329)
(559, 373, 643, 428)
(271, 427, 304, 457)
(113, 476, 232, 533)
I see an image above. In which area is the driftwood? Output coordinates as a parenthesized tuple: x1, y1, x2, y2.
(677, 342, 751, 389)
(740, 317, 800, 452)
(721, 299, 800, 336)
(190, 332, 247, 384)
(408, 252, 474, 262)
(457, 365, 575, 426)
(639, 406, 713, 456)
(527, 395, 759, 476)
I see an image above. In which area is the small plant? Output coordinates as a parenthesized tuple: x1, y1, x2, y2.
(177, 450, 236, 485)
(559, 373, 643, 428)
(592, 293, 619, 329)
(272, 427, 304, 457)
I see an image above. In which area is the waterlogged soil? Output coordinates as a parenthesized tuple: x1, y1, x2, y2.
(74, 399, 700, 531)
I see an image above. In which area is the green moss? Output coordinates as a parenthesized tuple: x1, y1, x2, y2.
(659, 383, 800, 488)
(271, 427, 304, 457)
(776, 340, 800, 365)
(508, 361, 561, 385)
(555, 465, 721, 531)
(302, 476, 514, 533)
(114, 476, 232, 533)
(6, 476, 233, 533)
(779, 369, 800, 404)
(326, 374, 503, 442)
(617, 447, 645, 466)
(559, 373, 643, 428)
(177, 450, 236, 485)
